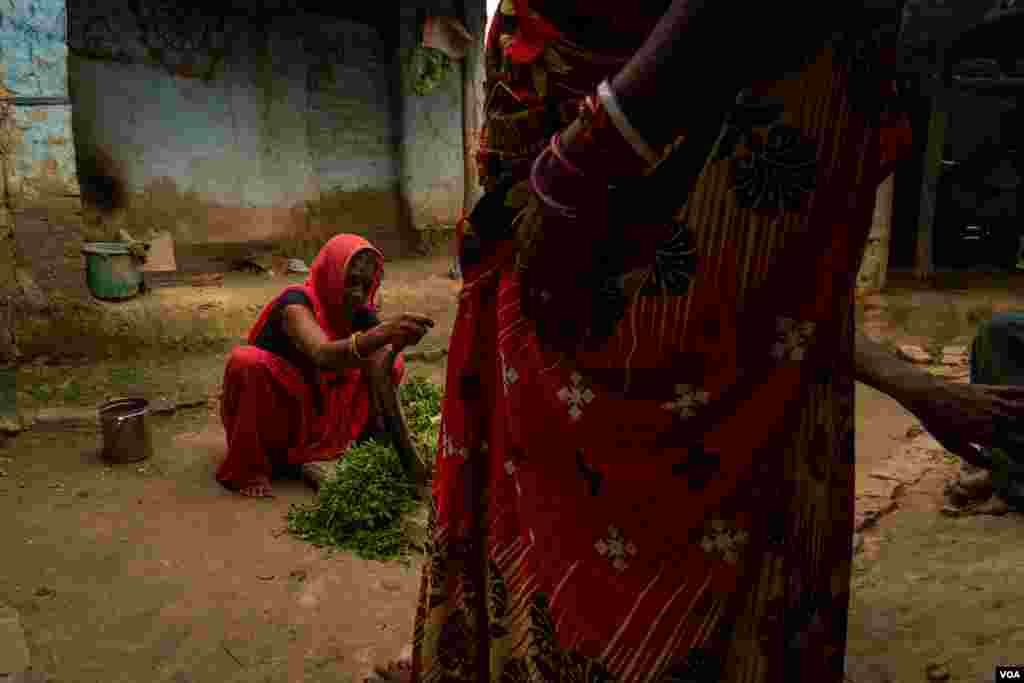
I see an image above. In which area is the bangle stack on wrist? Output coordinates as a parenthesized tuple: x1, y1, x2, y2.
(527, 79, 663, 219)
(566, 80, 662, 180)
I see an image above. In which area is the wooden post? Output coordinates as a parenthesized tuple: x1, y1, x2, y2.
(459, 0, 485, 213)
(452, 0, 486, 277)
(914, 96, 947, 281)
(857, 172, 896, 295)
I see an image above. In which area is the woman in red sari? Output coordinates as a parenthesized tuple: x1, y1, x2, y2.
(218, 234, 434, 498)
(369, 1, 1024, 681)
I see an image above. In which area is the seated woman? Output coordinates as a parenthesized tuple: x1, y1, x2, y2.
(944, 312, 1024, 515)
(217, 233, 434, 498)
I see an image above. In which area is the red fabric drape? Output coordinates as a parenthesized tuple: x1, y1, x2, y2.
(217, 234, 404, 490)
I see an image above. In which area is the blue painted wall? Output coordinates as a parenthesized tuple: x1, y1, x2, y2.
(0, 0, 79, 203)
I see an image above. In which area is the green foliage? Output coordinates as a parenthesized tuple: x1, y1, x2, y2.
(109, 366, 144, 386)
(401, 375, 443, 464)
(28, 382, 52, 402)
(286, 438, 420, 562)
(61, 380, 82, 403)
(285, 376, 444, 562)
(405, 46, 454, 96)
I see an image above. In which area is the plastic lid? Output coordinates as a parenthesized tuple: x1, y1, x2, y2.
(81, 242, 131, 255)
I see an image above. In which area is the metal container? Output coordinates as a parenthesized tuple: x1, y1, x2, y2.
(82, 242, 143, 301)
(98, 398, 153, 464)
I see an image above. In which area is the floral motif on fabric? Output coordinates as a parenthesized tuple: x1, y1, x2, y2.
(713, 94, 818, 211)
(772, 317, 816, 362)
(595, 525, 639, 572)
(715, 94, 786, 162)
(731, 124, 818, 211)
(662, 384, 712, 420)
(558, 371, 596, 421)
(648, 221, 700, 296)
(699, 519, 750, 565)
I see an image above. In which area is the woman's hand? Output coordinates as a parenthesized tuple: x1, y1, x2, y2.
(379, 314, 435, 351)
(903, 381, 1024, 463)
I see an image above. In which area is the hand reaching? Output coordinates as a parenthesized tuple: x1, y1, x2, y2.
(381, 313, 434, 353)
(908, 381, 1024, 466)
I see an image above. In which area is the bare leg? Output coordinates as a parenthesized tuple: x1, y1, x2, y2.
(367, 348, 430, 486)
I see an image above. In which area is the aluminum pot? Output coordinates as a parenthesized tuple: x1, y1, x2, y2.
(98, 398, 153, 464)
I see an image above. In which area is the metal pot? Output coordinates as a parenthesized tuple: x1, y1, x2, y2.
(98, 398, 153, 464)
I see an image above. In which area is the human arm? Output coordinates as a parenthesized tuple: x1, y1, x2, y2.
(607, 1, 863, 151)
(282, 304, 433, 372)
(855, 330, 1024, 466)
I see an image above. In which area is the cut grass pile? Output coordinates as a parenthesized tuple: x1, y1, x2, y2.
(286, 376, 443, 562)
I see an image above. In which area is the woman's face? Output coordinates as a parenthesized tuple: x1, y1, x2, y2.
(344, 250, 378, 314)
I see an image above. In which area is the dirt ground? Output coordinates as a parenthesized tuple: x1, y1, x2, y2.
(3, 257, 1024, 682)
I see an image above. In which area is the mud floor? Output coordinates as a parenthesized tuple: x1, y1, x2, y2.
(0, 412, 422, 683)
(2, 260, 1023, 682)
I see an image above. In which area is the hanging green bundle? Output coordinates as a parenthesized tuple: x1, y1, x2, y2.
(406, 45, 454, 96)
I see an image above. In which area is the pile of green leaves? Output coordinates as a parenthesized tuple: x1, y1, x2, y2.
(401, 375, 444, 464)
(405, 45, 454, 96)
(286, 376, 444, 561)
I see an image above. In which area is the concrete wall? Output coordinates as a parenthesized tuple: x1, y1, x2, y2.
(396, 1, 464, 240)
(67, 0, 465, 257)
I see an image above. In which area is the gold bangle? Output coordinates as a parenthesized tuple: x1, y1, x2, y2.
(351, 332, 363, 360)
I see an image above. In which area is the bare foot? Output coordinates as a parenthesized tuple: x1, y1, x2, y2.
(366, 645, 412, 683)
(239, 480, 274, 498)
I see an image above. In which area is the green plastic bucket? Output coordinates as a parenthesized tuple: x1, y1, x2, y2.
(81, 242, 142, 301)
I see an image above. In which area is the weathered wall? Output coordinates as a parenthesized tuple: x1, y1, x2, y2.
(0, 0, 78, 204)
(67, 0, 465, 258)
(67, 2, 412, 255)
(0, 0, 85, 361)
(396, 1, 465, 239)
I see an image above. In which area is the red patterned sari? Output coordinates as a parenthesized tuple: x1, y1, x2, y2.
(412, 3, 913, 681)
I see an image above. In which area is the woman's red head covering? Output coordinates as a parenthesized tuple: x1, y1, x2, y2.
(305, 234, 383, 340)
(247, 233, 383, 344)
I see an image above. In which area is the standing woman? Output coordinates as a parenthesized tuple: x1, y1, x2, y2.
(218, 234, 433, 498)
(386, 0, 915, 680)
